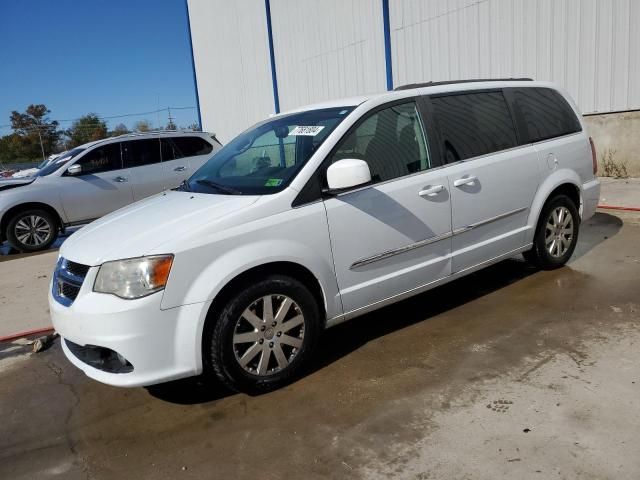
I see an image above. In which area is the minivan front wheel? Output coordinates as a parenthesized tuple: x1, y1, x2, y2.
(524, 194, 579, 270)
(6, 209, 58, 252)
(207, 274, 321, 393)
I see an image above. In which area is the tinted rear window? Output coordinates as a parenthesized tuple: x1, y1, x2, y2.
(510, 87, 581, 143)
(172, 136, 213, 158)
(160, 138, 176, 161)
(124, 139, 161, 167)
(431, 91, 518, 162)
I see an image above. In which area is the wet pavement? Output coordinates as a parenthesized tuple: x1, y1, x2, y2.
(1, 211, 639, 479)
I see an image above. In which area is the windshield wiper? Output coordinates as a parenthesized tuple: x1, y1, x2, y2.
(174, 179, 191, 192)
(196, 179, 242, 195)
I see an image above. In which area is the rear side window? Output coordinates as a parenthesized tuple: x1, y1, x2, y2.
(510, 87, 582, 143)
(160, 138, 176, 161)
(74, 143, 122, 174)
(431, 91, 517, 163)
(124, 139, 161, 167)
(329, 101, 430, 183)
(172, 136, 213, 158)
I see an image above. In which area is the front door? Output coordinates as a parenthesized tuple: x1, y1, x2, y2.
(59, 142, 134, 223)
(323, 100, 452, 316)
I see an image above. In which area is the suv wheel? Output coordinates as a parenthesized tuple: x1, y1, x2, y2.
(523, 194, 579, 270)
(6, 209, 58, 253)
(206, 274, 321, 393)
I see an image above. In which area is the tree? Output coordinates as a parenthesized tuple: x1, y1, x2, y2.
(9, 104, 60, 161)
(133, 120, 152, 132)
(109, 123, 130, 137)
(66, 114, 107, 147)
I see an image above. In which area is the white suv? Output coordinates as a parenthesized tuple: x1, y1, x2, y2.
(0, 131, 221, 252)
(50, 80, 600, 393)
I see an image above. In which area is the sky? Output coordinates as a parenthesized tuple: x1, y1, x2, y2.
(0, 0, 199, 135)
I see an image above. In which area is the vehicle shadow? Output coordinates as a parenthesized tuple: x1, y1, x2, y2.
(146, 374, 234, 404)
(0, 229, 78, 261)
(148, 212, 622, 405)
(569, 211, 623, 262)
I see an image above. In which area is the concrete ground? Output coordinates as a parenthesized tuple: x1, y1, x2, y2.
(0, 229, 74, 337)
(598, 177, 640, 209)
(0, 209, 638, 479)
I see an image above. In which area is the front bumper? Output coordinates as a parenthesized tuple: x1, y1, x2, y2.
(50, 266, 211, 387)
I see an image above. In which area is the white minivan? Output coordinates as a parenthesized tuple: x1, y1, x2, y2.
(50, 80, 600, 393)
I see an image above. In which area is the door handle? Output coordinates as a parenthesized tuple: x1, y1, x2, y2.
(174, 166, 187, 172)
(453, 175, 477, 187)
(113, 176, 128, 183)
(419, 184, 444, 197)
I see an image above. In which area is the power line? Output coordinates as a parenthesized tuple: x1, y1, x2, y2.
(0, 106, 196, 130)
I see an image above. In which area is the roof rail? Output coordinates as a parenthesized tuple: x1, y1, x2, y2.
(110, 129, 204, 139)
(393, 78, 533, 91)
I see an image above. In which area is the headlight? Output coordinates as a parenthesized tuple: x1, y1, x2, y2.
(94, 255, 174, 299)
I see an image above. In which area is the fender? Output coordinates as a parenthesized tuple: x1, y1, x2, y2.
(178, 239, 341, 356)
(193, 239, 337, 308)
(525, 168, 582, 244)
(0, 199, 68, 240)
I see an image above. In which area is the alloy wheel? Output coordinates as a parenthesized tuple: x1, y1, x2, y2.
(232, 295, 306, 376)
(14, 215, 52, 247)
(545, 206, 574, 258)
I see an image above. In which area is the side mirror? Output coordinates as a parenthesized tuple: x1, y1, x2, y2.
(67, 164, 82, 176)
(326, 159, 371, 192)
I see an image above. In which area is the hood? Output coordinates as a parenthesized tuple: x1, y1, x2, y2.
(61, 190, 260, 266)
(0, 177, 36, 191)
(11, 168, 39, 178)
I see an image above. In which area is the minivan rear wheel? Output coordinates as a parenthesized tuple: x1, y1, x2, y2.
(206, 274, 321, 393)
(6, 209, 58, 253)
(524, 194, 579, 270)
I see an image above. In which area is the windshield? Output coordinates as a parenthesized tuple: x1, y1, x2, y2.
(37, 158, 52, 169)
(186, 106, 354, 195)
(37, 147, 85, 176)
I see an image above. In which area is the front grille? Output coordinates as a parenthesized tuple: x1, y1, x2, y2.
(59, 281, 81, 301)
(53, 258, 90, 307)
(64, 260, 91, 278)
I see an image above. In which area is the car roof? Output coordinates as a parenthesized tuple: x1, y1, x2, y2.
(280, 79, 556, 115)
(76, 130, 216, 149)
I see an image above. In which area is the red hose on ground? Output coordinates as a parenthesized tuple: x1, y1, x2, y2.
(598, 205, 640, 212)
(0, 326, 54, 343)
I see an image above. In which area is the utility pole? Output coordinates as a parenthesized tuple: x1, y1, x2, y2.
(35, 123, 46, 162)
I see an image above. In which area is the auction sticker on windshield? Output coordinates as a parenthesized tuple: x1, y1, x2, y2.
(289, 126, 325, 136)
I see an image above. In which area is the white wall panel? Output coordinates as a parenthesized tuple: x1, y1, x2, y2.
(269, 0, 387, 112)
(187, 0, 274, 142)
(189, 0, 640, 133)
(389, 0, 640, 114)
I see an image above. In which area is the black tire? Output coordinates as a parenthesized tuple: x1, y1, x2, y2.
(6, 209, 59, 253)
(206, 274, 321, 394)
(523, 194, 580, 270)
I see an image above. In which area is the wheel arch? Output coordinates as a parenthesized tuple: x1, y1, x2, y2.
(526, 170, 582, 243)
(0, 202, 64, 242)
(199, 261, 328, 368)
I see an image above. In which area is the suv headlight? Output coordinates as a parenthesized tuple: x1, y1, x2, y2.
(94, 255, 174, 299)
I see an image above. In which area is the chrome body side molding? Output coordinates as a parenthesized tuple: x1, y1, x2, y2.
(350, 231, 452, 269)
(350, 207, 528, 269)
